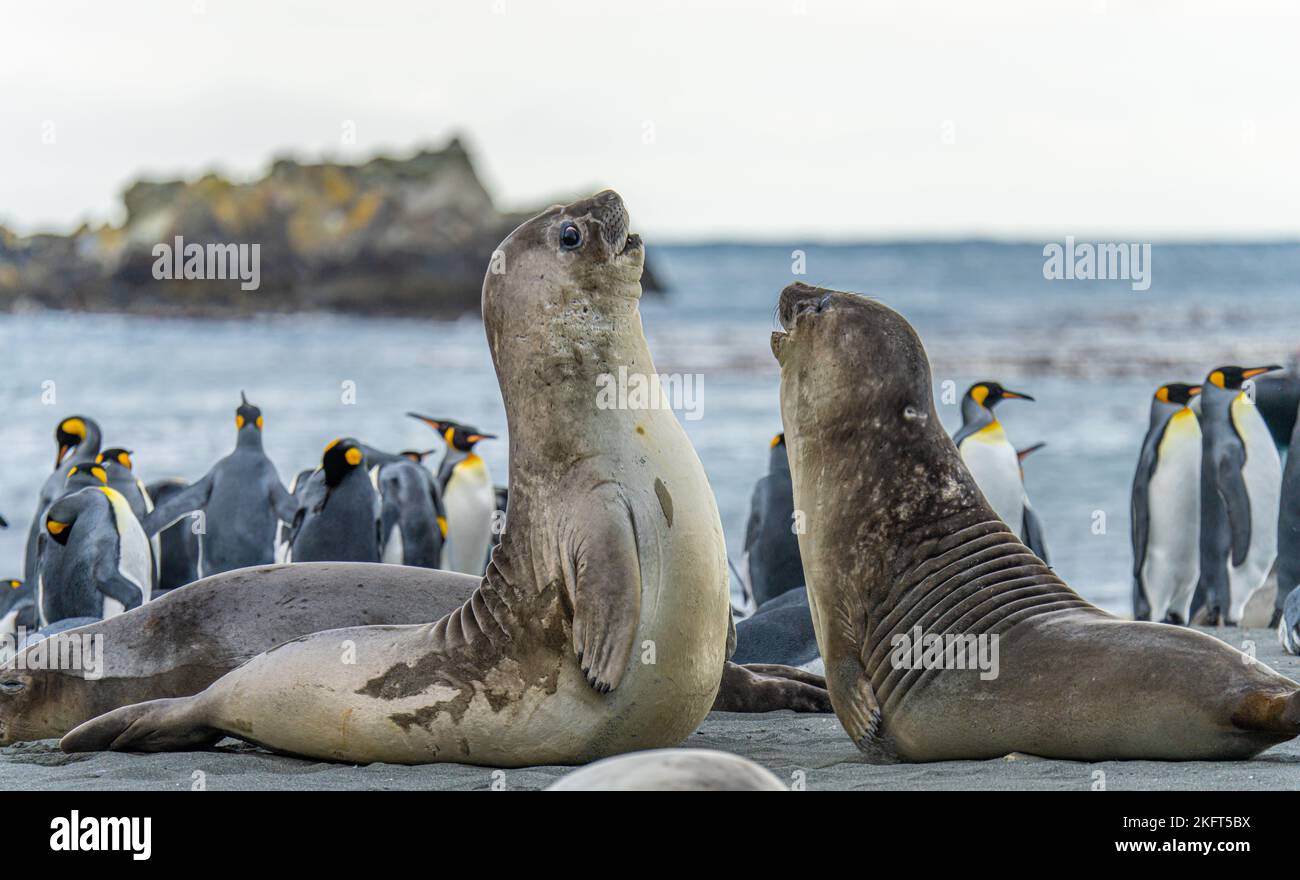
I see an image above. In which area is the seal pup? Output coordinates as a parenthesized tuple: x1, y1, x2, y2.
(772, 282, 1300, 761)
(62, 191, 735, 765)
(1131, 382, 1202, 624)
(546, 749, 787, 791)
(1195, 365, 1283, 624)
(0, 563, 479, 744)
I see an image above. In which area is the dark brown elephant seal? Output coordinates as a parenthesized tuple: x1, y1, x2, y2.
(0, 563, 478, 745)
(771, 282, 1300, 761)
(61, 191, 813, 766)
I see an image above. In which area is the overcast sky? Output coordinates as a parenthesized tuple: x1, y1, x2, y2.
(3, 0, 1298, 240)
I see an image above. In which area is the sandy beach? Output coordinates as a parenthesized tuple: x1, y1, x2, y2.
(4, 626, 1295, 792)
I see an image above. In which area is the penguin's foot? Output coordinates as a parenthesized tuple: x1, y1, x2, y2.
(711, 661, 833, 713)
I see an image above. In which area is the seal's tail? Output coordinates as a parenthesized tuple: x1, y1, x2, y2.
(1230, 688, 1300, 736)
(60, 696, 221, 753)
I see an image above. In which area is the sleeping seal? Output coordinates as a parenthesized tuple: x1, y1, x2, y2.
(771, 282, 1300, 761)
(546, 749, 787, 791)
(0, 562, 478, 745)
(62, 191, 734, 765)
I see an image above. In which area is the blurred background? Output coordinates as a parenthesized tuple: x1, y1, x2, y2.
(2, 1, 1298, 611)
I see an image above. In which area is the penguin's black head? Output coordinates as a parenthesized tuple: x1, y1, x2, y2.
(43, 493, 92, 548)
(407, 414, 497, 452)
(1206, 365, 1282, 391)
(95, 448, 133, 470)
(54, 416, 92, 468)
(1155, 383, 1201, 406)
(65, 465, 109, 488)
(321, 438, 364, 487)
(966, 382, 1034, 409)
(770, 433, 785, 448)
(235, 392, 263, 432)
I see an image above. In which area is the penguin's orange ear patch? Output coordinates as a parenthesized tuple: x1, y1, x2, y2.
(46, 519, 67, 536)
(970, 385, 989, 406)
(345, 447, 363, 466)
(236, 414, 245, 429)
(1155, 387, 1170, 403)
(256, 415, 264, 430)
(1209, 370, 1226, 389)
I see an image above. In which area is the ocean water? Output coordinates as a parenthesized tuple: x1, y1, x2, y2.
(2, 242, 1297, 614)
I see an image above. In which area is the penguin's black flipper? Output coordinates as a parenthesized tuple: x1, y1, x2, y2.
(1021, 504, 1051, 566)
(95, 561, 147, 612)
(143, 474, 213, 536)
(0, 512, 7, 528)
(1217, 457, 1253, 568)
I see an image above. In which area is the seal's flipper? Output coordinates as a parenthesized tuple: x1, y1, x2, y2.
(712, 661, 832, 713)
(1230, 689, 1300, 735)
(61, 696, 220, 753)
(569, 498, 642, 694)
(828, 657, 881, 747)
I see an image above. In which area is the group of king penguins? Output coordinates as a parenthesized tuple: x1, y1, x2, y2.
(0, 394, 505, 649)
(731, 368, 1300, 671)
(1132, 365, 1300, 648)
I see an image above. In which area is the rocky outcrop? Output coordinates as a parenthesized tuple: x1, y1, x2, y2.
(0, 137, 661, 317)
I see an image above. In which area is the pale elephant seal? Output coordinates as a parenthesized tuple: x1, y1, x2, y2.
(546, 748, 786, 791)
(771, 282, 1300, 761)
(63, 191, 734, 766)
(0, 562, 478, 744)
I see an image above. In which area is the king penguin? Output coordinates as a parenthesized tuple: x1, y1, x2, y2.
(1195, 364, 1284, 624)
(1131, 382, 1203, 623)
(144, 393, 297, 578)
(408, 414, 498, 576)
(373, 451, 447, 569)
(1015, 443, 1052, 566)
(286, 438, 381, 563)
(742, 433, 805, 607)
(25, 416, 103, 583)
(952, 382, 1039, 546)
(0, 578, 38, 645)
(1275, 394, 1300, 624)
(146, 479, 202, 592)
(37, 486, 152, 625)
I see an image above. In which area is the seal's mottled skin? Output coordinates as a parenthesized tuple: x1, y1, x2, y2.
(772, 282, 1300, 761)
(62, 191, 732, 766)
(0, 563, 477, 744)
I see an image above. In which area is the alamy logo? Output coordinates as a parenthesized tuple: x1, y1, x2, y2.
(889, 626, 1000, 681)
(1, 630, 104, 679)
(49, 811, 151, 860)
(152, 236, 261, 291)
(595, 366, 704, 421)
(1042, 236, 1151, 291)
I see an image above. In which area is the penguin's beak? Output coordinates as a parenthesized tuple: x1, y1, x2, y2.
(55, 444, 72, 468)
(1188, 386, 1202, 396)
(1243, 365, 1282, 379)
(1001, 390, 1035, 401)
(407, 413, 446, 432)
(466, 433, 497, 443)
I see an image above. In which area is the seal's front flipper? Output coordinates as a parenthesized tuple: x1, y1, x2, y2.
(1230, 688, 1300, 735)
(60, 696, 221, 753)
(568, 497, 641, 694)
(712, 661, 832, 713)
(829, 657, 881, 748)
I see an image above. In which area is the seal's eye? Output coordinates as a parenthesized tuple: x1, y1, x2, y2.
(903, 405, 927, 424)
(559, 222, 582, 250)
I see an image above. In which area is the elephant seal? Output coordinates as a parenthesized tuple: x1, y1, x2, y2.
(546, 748, 786, 791)
(63, 191, 734, 766)
(771, 282, 1300, 761)
(0, 562, 478, 744)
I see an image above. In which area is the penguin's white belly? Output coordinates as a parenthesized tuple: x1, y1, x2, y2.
(105, 488, 153, 615)
(1141, 412, 1201, 621)
(443, 463, 495, 576)
(1228, 397, 1281, 620)
(381, 525, 404, 565)
(960, 433, 1024, 536)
